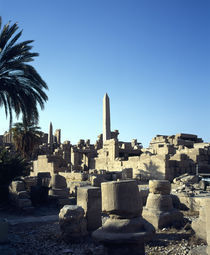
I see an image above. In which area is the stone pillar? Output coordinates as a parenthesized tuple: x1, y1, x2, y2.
(103, 93, 111, 143)
(48, 122, 53, 145)
(77, 186, 101, 231)
(142, 180, 183, 229)
(92, 180, 155, 255)
(55, 129, 61, 144)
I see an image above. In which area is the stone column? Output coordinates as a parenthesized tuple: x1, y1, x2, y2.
(92, 180, 155, 255)
(103, 93, 111, 143)
(55, 129, 61, 144)
(142, 180, 183, 229)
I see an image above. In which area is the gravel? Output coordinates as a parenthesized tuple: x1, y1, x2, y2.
(0, 220, 205, 255)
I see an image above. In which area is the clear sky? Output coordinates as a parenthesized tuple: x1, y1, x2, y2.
(0, 0, 209, 147)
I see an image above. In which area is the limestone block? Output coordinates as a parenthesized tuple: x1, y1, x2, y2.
(77, 186, 102, 231)
(10, 181, 25, 193)
(149, 180, 171, 195)
(145, 193, 173, 211)
(61, 172, 88, 182)
(49, 188, 69, 198)
(17, 199, 32, 208)
(50, 174, 67, 189)
(101, 180, 142, 218)
(59, 205, 87, 242)
(0, 218, 8, 244)
(142, 208, 183, 229)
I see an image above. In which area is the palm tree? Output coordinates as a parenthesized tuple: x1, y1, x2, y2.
(11, 120, 42, 159)
(0, 17, 48, 127)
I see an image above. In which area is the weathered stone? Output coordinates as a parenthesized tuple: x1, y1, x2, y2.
(149, 180, 171, 195)
(77, 186, 101, 231)
(49, 188, 69, 197)
(145, 193, 173, 211)
(59, 205, 87, 242)
(50, 174, 67, 189)
(49, 174, 70, 204)
(9, 181, 25, 193)
(101, 180, 142, 218)
(92, 180, 155, 255)
(192, 197, 210, 243)
(143, 179, 184, 229)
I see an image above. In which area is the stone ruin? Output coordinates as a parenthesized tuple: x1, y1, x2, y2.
(92, 180, 155, 255)
(9, 180, 33, 213)
(49, 174, 70, 206)
(1, 93, 210, 254)
(142, 180, 183, 229)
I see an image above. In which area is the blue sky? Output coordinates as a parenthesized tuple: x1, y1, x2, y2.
(0, 0, 209, 147)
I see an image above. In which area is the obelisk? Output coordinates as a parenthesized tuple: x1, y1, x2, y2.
(48, 122, 53, 145)
(103, 93, 111, 143)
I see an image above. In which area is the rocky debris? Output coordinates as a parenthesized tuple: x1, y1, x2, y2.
(173, 174, 201, 185)
(2, 221, 206, 255)
(172, 174, 209, 196)
(59, 205, 87, 242)
(9, 181, 34, 213)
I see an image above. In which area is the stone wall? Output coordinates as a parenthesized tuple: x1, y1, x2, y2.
(32, 155, 69, 176)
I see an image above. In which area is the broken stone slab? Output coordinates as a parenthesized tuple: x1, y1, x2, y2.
(59, 205, 87, 242)
(173, 174, 201, 185)
(77, 186, 102, 232)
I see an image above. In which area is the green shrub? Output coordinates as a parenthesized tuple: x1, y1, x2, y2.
(0, 147, 29, 202)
